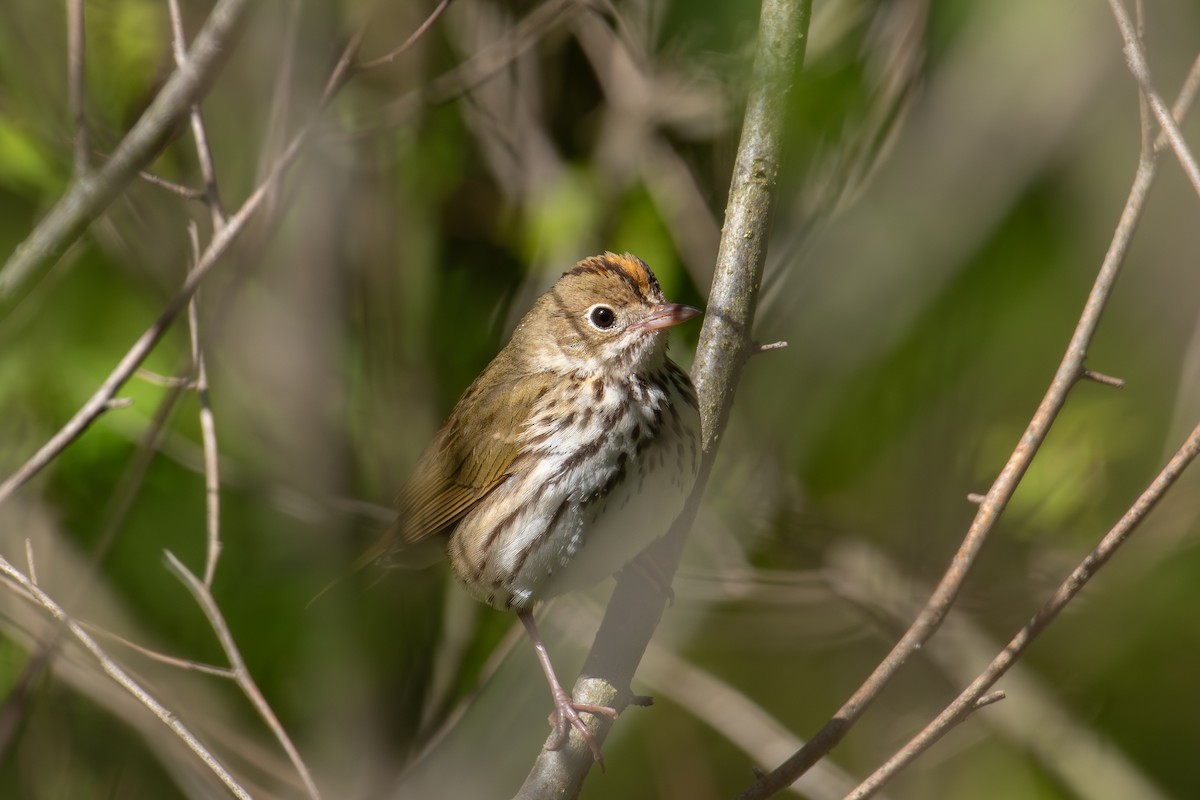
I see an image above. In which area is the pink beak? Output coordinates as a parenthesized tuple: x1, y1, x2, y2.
(637, 303, 702, 332)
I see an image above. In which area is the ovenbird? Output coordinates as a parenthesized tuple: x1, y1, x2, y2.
(370, 252, 701, 763)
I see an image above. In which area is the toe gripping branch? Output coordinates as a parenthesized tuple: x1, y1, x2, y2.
(520, 611, 629, 769)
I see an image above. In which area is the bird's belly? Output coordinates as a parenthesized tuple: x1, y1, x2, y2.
(513, 440, 692, 604)
(448, 393, 699, 610)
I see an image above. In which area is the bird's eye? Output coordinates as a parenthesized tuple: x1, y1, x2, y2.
(588, 305, 616, 329)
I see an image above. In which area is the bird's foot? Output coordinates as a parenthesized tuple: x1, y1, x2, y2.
(545, 685, 618, 767)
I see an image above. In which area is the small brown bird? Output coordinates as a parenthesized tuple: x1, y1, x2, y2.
(369, 253, 701, 763)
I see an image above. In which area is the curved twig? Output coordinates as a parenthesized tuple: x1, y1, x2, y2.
(366, 0, 585, 133)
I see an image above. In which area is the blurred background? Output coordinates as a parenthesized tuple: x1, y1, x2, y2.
(1, 0, 1200, 797)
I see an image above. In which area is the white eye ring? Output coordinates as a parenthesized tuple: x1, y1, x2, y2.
(588, 304, 617, 329)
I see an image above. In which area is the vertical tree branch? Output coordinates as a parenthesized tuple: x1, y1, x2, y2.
(183, 225, 224, 588)
(66, 0, 88, 176)
(167, 0, 227, 230)
(513, 0, 811, 797)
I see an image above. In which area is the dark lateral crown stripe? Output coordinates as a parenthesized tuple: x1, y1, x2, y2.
(566, 252, 662, 303)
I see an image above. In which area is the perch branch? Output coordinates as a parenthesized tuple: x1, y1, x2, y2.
(514, 0, 811, 796)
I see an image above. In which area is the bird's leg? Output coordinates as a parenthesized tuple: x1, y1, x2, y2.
(519, 611, 618, 766)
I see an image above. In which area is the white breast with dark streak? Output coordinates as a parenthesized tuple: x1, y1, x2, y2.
(482, 366, 699, 609)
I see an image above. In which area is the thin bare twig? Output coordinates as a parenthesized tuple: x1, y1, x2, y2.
(67, 0, 88, 176)
(1134, 1, 1154, 161)
(1108, 0, 1200, 197)
(165, 551, 322, 800)
(847, 419, 1200, 799)
(137, 171, 208, 201)
(550, 597, 881, 800)
(167, 0, 227, 230)
(368, 0, 582, 132)
(1155, 53, 1200, 154)
(824, 540, 1172, 800)
(0, 140, 290, 506)
(0, 555, 251, 799)
(753, 340, 790, 355)
(82, 622, 236, 679)
(515, 0, 812, 796)
(23, 540, 37, 586)
(320, 15, 372, 110)
(735, 48, 1196, 798)
(358, 0, 453, 69)
(1081, 368, 1125, 388)
(0, 0, 253, 297)
(181, 224, 223, 588)
(0, 24, 367, 508)
(972, 691, 1006, 710)
(135, 369, 196, 388)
